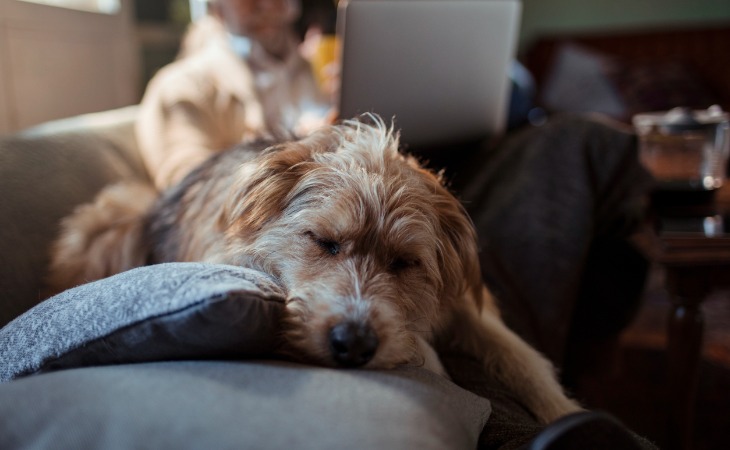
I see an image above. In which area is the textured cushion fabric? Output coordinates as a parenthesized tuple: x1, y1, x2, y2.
(446, 114, 651, 366)
(0, 263, 285, 382)
(0, 361, 491, 450)
(0, 106, 147, 328)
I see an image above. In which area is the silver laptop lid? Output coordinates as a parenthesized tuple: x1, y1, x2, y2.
(337, 0, 521, 148)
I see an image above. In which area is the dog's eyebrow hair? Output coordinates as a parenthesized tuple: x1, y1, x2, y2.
(348, 258, 363, 300)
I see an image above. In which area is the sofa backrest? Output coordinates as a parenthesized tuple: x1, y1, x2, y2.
(0, 106, 149, 327)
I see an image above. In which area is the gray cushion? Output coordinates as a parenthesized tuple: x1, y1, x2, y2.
(0, 263, 285, 382)
(0, 360, 491, 450)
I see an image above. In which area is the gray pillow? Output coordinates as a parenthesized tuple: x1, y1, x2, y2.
(0, 361, 491, 450)
(0, 263, 286, 382)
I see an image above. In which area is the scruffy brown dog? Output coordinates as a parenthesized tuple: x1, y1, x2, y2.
(48, 117, 581, 423)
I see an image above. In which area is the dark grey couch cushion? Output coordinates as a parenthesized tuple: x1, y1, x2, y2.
(0, 361, 491, 450)
(0, 263, 285, 382)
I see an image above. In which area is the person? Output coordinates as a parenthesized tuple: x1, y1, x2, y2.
(137, 0, 330, 190)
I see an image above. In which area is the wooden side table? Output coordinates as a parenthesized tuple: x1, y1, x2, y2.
(639, 185, 730, 450)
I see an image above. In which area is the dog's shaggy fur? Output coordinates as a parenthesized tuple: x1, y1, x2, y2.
(48, 117, 581, 423)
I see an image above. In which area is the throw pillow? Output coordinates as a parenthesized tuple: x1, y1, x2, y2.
(0, 263, 286, 382)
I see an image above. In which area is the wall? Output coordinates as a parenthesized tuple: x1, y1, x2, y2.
(0, 0, 139, 133)
(520, 0, 730, 53)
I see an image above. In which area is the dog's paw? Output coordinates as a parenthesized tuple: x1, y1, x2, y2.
(533, 395, 585, 425)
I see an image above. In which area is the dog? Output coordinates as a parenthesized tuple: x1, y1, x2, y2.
(48, 116, 582, 424)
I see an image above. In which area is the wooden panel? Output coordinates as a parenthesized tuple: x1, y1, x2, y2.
(0, 0, 139, 132)
(525, 24, 730, 108)
(0, 25, 10, 133)
(7, 28, 120, 129)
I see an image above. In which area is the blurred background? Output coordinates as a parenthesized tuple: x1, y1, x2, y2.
(1, 2, 730, 448)
(1, 0, 729, 133)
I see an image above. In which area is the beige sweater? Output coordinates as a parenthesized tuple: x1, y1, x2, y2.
(136, 17, 326, 189)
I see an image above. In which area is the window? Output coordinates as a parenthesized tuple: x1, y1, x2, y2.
(17, 0, 120, 14)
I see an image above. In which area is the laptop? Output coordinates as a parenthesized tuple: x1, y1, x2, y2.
(337, 0, 522, 149)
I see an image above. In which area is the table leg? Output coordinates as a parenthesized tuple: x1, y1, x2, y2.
(665, 268, 706, 450)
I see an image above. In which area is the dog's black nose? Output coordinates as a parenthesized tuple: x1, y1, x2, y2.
(329, 322, 379, 367)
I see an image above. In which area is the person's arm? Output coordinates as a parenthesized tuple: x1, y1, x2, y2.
(136, 61, 265, 190)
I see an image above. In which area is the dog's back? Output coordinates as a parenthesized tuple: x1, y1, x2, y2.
(46, 141, 271, 295)
(145, 140, 269, 264)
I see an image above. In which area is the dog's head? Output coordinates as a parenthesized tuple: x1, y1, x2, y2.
(221, 116, 483, 369)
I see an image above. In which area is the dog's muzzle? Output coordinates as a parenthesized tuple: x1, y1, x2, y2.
(329, 322, 379, 367)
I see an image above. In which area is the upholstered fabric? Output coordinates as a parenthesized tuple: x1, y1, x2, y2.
(0, 263, 285, 382)
(448, 114, 652, 366)
(0, 361, 491, 450)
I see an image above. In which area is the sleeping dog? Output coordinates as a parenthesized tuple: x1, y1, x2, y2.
(48, 116, 581, 424)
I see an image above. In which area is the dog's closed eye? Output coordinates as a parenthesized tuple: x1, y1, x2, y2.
(389, 257, 420, 273)
(305, 231, 340, 256)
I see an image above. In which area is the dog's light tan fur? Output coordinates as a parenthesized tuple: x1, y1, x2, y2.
(48, 117, 581, 423)
(46, 182, 157, 294)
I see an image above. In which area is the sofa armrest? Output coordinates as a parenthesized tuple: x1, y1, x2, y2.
(0, 106, 148, 327)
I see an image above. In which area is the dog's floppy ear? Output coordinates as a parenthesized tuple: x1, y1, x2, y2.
(221, 143, 315, 236)
(220, 127, 345, 236)
(432, 186, 485, 311)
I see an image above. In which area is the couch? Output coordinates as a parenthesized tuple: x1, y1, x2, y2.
(0, 106, 657, 449)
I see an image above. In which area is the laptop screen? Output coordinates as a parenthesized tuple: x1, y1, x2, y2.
(337, 0, 521, 149)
